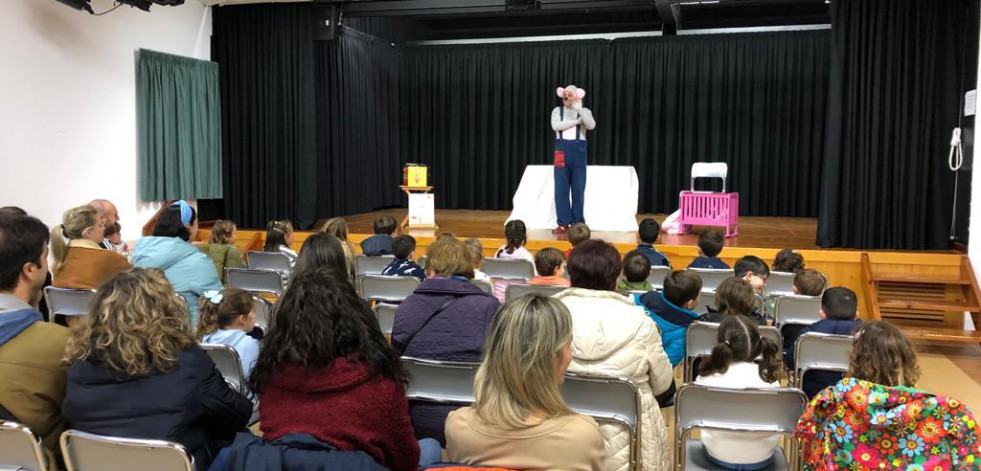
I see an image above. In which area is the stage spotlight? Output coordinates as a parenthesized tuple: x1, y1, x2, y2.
(54, 0, 94, 13)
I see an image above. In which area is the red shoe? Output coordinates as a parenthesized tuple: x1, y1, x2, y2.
(551, 225, 568, 235)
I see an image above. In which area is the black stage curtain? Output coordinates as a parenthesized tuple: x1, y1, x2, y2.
(817, 0, 973, 249)
(400, 32, 830, 216)
(212, 4, 317, 229)
(213, 4, 402, 229)
(315, 31, 403, 220)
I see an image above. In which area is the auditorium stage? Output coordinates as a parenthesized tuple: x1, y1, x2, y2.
(326, 209, 822, 250)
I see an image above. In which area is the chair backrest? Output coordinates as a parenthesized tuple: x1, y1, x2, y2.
(60, 429, 194, 471)
(373, 303, 398, 336)
(774, 294, 822, 328)
(793, 332, 853, 387)
(471, 279, 493, 294)
(561, 373, 640, 470)
(687, 268, 734, 291)
(765, 271, 797, 296)
(360, 275, 420, 302)
(504, 283, 566, 302)
(245, 251, 292, 273)
(684, 321, 782, 382)
(696, 289, 716, 313)
(226, 268, 284, 296)
(482, 259, 535, 280)
(401, 357, 479, 405)
(647, 266, 672, 290)
(355, 255, 395, 276)
(674, 384, 807, 469)
(0, 421, 46, 471)
(251, 296, 273, 331)
(690, 162, 728, 192)
(43, 287, 96, 320)
(201, 343, 246, 395)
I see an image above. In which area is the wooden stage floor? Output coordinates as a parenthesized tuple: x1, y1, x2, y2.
(331, 209, 821, 250)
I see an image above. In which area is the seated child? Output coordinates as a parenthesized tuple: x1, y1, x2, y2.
(771, 248, 805, 273)
(618, 250, 654, 292)
(565, 223, 591, 258)
(462, 238, 491, 283)
(734, 255, 770, 295)
(688, 229, 729, 269)
(196, 289, 260, 401)
(493, 220, 534, 301)
(696, 315, 784, 470)
(528, 248, 571, 287)
(381, 235, 426, 282)
(635, 218, 670, 267)
(777, 268, 827, 352)
(360, 216, 397, 256)
(699, 277, 765, 325)
(785, 287, 862, 398)
(637, 270, 702, 367)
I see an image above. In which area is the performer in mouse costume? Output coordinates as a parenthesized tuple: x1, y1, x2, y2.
(551, 85, 596, 234)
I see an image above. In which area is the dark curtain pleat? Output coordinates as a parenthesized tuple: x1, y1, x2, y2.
(315, 33, 402, 219)
(817, 0, 972, 249)
(212, 4, 317, 229)
(400, 32, 830, 216)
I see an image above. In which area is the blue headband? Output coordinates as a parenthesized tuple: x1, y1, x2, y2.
(172, 200, 193, 226)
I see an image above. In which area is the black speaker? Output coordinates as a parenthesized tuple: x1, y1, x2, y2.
(313, 5, 338, 41)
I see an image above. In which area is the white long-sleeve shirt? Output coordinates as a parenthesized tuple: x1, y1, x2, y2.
(551, 105, 596, 141)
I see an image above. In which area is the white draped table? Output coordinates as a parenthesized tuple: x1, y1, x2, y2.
(506, 165, 640, 232)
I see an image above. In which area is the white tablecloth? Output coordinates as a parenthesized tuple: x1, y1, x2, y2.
(507, 165, 640, 232)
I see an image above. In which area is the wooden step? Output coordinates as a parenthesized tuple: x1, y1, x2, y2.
(873, 273, 972, 285)
(901, 327, 981, 343)
(878, 299, 981, 312)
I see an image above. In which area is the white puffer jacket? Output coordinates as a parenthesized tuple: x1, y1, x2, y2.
(554, 288, 674, 471)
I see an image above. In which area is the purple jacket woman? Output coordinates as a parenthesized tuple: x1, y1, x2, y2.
(391, 277, 500, 445)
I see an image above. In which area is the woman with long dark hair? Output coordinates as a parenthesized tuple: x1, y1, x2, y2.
(251, 267, 437, 471)
(292, 232, 349, 281)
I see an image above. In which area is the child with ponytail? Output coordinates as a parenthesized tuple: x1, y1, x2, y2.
(492, 220, 534, 301)
(197, 289, 260, 393)
(695, 315, 784, 470)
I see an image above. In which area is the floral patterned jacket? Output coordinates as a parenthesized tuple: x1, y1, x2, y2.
(794, 377, 981, 470)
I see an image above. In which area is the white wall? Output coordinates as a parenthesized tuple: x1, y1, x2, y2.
(0, 0, 211, 239)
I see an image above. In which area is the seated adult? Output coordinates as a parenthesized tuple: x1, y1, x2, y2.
(130, 200, 222, 326)
(89, 198, 120, 250)
(50, 205, 130, 292)
(795, 321, 981, 469)
(391, 237, 500, 445)
(293, 232, 351, 281)
(445, 294, 604, 471)
(62, 268, 252, 469)
(0, 214, 68, 464)
(553, 239, 673, 471)
(251, 268, 437, 471)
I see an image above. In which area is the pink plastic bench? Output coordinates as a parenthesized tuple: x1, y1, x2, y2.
(678, 191, 739, 238)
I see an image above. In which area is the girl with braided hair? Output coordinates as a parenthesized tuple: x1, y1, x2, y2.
(493, 220, 535, 301)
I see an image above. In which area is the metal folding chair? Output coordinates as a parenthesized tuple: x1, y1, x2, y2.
(764, 271, 796, 296)
(482, 259, 535, 281)
(360, 275, 420, 302)
(226, 268, 284, 296)
(355, 255, 396, 277)
(471, 278, 493, 294)
(793, 332, 853, 388)
(60, 429, 194, 471)
(773, 294, 822, 334)
(374, 303, 398, 336)
(674, 384, 807, 471)
(648, 266, 673, 290)
(0, 421, 46, 471)
(683, 321, 782, 382)
(245, 251, 291, 273)
(561, 373, 642, 471)
(687, 268, 734, 292)
(201, 343, 246, 396)
(401, 357, 479, 406)
(43, 286, 96, 322)
(251, 296, 273, 331)
(504, 283, 567, 302)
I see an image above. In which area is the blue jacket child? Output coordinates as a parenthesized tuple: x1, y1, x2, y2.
(636, 291, 700, 367)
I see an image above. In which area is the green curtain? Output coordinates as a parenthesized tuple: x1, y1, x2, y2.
(137, 49, 222, 200)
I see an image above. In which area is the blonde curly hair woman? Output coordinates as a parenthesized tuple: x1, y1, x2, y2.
(62, 268, 251, 469)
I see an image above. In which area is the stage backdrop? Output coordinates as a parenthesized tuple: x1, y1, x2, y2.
(400, 32, 830, 217)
